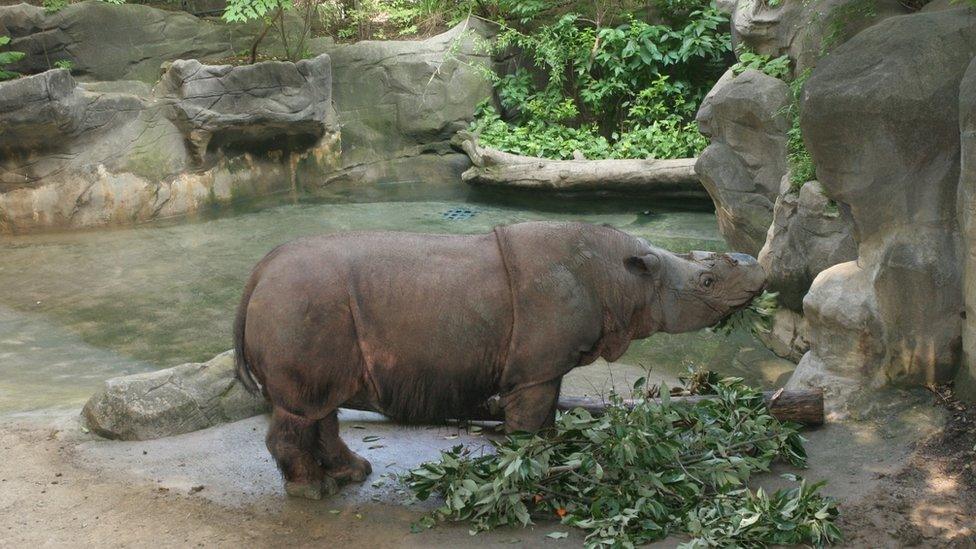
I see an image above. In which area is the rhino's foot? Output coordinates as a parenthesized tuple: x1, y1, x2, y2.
(326, 455, 372, 484)
(284, 477, 339, 500)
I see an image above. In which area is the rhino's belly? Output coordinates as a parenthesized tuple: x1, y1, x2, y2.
(346, 234, 514, 421)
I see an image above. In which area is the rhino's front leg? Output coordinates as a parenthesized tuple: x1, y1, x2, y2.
(502, 377, 563, 433)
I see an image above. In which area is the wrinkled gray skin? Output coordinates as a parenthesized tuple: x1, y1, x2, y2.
(234, 221, 766, 499)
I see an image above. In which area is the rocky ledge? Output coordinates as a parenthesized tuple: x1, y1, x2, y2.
(83, 351, 268, 441)
(0, 55, 339, 233)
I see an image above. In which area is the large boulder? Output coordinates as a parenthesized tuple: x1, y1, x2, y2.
(155, 55, 335, 162)
(316, 18, 493, 184)
(757, 308, 810, 363)
(757, 181, 857, 311)
(722, 0, 909, 74)
(0, 67, 87, 152)
(82, 351, 268, 441)
(794, 8, 976, 397)
(0, 68, 187, 197)
(787, 262, 885, 416)
(959, 57, 976, 400)
(695, 68, 790, 256)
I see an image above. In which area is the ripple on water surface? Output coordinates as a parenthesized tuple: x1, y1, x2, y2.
(0, 193, 793, 413)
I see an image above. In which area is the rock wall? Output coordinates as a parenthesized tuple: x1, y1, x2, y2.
(316, 18, 494, 187)
(0, 1, 312, 83)
(791, 8, 976, 405)
(956, 47, 976, 400)
(0, 55, 339, 232)
(0, 3, 494, 220)
(695, 68, 790, 256)
(758, 181, 857, 312)
(723, 0, 909, 74)
(1, 2, 236, 82)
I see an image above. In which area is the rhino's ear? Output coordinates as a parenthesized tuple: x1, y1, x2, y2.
(624, 253, 661, 276)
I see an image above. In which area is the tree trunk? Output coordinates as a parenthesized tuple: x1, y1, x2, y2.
(454, 131, 703, 195)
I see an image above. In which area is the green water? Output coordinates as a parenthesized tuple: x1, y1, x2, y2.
(0, 186, 793, 413)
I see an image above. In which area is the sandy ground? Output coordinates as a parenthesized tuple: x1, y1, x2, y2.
(0, 389, 973, 548)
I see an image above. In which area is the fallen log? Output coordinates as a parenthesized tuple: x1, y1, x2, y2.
(554, 389, 825, 427)
(342, 388, 824, 427)
(454, 131, 703, 194)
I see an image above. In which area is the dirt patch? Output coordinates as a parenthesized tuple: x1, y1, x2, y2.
(0, 415, 582, 548)
(1, 388, 973, 547)
(836, 385, 976, 548)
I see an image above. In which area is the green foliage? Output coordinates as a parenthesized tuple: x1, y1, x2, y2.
(43, 0, 69, 13)
(323, 0, 514, 41)
(473, 6, 731, 160)
(652, 0, 713, 18)
(0, 36, 26, 81)
(786, 69, 815, 191)
(821, 0, 876, 54)
(731, 49, 790, 80)
(407, 377, 840, 548)
(223, 0, 290, 22)
(711, 290, 778, 336)
(54, 59, 74, 70)
(42, 0, 125, 12)
(471, 103, 613, 159)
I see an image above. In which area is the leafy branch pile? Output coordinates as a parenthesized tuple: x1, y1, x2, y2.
(407, 377, 840, 548)
(711, 289, 779, 337)
(470, 0, 731, 160)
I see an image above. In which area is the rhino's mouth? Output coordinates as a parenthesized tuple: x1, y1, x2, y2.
(728, 287, 766, 311)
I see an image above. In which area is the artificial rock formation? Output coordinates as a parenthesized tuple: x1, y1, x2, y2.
(722, 0, 909, 74)
(155, 56, 337, 163)
(0, 2, 493, 198)
(791, 7, 976, 401)
(0, 55, 339, 232)
(0, 1, 317, 83)
(0, 2, 235, 82)
(82, 351, 268, 441)
(695, 68, 790, 256)
(758, 181, 857, 312)
(958, 57, 976, 399)
(318, 18, 494, 186)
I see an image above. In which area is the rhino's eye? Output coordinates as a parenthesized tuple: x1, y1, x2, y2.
(700, 274, 715, 289)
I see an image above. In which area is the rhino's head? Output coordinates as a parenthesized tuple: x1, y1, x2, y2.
(626, 248, 766, 334)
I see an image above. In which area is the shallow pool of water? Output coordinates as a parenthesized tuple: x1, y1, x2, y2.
(0, 185, 793, 413)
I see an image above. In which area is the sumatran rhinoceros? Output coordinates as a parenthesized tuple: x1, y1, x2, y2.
(233, 221, 765, 499)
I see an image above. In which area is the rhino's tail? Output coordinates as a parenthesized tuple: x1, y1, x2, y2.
(234, 270, 262, 396)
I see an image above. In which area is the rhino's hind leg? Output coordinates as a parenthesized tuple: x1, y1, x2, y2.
(266, 406, 338, 500)
(316, 411, 372, 484)
(502, 378, 563, 433)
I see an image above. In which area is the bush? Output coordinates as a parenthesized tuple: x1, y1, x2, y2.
(472, 3, 732, 160)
